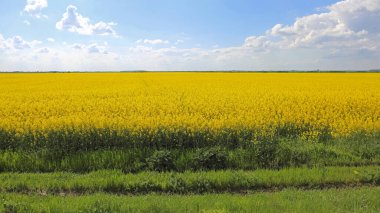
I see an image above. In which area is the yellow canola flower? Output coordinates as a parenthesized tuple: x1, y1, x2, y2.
(0, 73, 379, 138)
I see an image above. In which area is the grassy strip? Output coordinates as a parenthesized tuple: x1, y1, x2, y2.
(1, 137, 379, 172)
(1, 187, 380, 212)
(0, 166, 379, 194)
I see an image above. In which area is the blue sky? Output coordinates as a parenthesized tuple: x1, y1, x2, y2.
(0, 0, 379, 71)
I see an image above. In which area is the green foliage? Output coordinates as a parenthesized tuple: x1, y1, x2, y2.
(0, 133, 377, 173)
(192, 147, 228, 170)
(253, 140, 279, 168)
(0, 134, 379, 173)
(147, 150, 175, 172)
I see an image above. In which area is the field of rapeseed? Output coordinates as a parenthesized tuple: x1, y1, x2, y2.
(0, 73, 379, 151)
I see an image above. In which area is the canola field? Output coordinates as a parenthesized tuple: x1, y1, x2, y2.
(0, 73, 379, 149)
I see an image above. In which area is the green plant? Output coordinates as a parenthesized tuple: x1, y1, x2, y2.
(254, 140, 279, 168)
(3, 201, 30, 213)
(147, 150, 175, 172)
(193, 147, 228, 170)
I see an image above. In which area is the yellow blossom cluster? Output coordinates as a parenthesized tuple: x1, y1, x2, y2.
(0, 73, 379, 138)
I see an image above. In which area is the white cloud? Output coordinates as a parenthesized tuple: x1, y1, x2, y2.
(70, 43, 108, 54)
(87, 43, 108, 54)
(12, 36, 33, 49)
(0, 34, 5, 50)
(137, 39, 170, 45)
(243, 36, 272, 52)
(92, 22, 118, 36)
(47, 38, 55, 42)
(175, 40, 185, 45)
(266, 0, 380, 50)
(23, 0, 48, 18)
(56, 5, 117, 36)
(329, 0, 380, 33)
(0, 35, 41, 50)
(35, 47, 50, 53)
(71, 43, 85, 50)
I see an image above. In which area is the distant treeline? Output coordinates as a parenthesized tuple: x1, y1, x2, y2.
(0, 70, 380, 73)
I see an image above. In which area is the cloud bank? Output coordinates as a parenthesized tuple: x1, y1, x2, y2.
(2, 0, 380, 71)
(0, 34, 41, 50)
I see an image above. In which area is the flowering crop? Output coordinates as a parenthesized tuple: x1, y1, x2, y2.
(0, 73, 379, 149)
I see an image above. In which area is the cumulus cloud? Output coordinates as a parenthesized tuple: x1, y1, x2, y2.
(92, 22, 117, 36)
(0, 35, 41, 50)
(266, 0, 380, 50)
(87, 43, 108, 54)
(56, 5, 117, 36)
(71, 43, 85, 50)
(35, 47, 50, 53)
(328, 0, 380, 33)
(243, 36, 272, 52)
(23, 0, 48, 18)
(12, 36, 33, 49)
(70, 43, 108, 54)
(137, 39, 170, 45)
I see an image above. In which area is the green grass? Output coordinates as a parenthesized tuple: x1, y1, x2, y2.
(0, 130, 378, 211)
(0, 166, 378, 194)
(1, 136, 379, 173)
(1, 187, 379, 212)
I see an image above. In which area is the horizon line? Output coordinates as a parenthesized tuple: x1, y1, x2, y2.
(0, 70, 380, 73)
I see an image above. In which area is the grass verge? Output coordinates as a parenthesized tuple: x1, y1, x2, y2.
(1, 136, 379, 173)
(1, 187, 380, 212)
(0, 166, 378, 194)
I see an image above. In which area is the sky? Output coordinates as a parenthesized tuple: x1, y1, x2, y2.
(0, 0, 379, 71)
